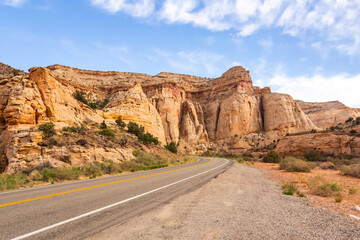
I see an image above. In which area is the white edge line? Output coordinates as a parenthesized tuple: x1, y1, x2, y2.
(0, 159, 204, 196)
(12, 159, 229, 240)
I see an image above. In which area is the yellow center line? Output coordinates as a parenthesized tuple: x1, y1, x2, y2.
(0, 159, 212, 208)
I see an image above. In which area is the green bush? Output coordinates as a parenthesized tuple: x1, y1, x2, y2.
(346, 117, 354, 123)
(0, 172, 29, 191)
(279, 157, 311, 172)
(165, 142, 177, 154)
(88, 102, 98, 109)
(115, 117, 126, 129)
(63, 125, 86, 134)
(127, 122, 144, 136)
(350, 129, 357, 134)
(304, 151, 326, 162)
(39, 122, 55, 138)
(127, 121, 158, 145)
(73, 90, 88, 105)
(100, 120, 108, 129)
(308, 176, 343, 197)
(263, 150, 281, 163)
(356, 117, 360, 125)
(99, 128, 115, 139)
(282, 182, 297, 195)
(12, 69, 20, 76)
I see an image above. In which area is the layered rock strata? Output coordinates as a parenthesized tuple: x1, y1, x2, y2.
(1, 63, 359, 172)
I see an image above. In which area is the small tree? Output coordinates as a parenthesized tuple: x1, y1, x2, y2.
(100, 120, 108, 129)
(73, 90, 88, 105)
(346, 117, 354, 123)
(39, 122, 55, 138)
(165, 142, 177, 154)
(115, 117, 126, 129)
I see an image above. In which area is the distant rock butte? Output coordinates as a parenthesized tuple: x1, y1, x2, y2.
(0, 63, 359, 172)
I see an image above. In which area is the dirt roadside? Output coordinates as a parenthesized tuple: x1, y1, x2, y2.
(88, 162, 360, 240)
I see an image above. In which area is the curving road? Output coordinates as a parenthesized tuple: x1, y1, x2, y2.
(0, 158, 232, 240)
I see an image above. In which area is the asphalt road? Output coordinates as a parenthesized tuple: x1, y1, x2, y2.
(0, 158, 232, 240)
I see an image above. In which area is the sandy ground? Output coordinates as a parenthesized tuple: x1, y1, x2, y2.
(253, 162, 360, 219)
(88, 162, 360, 240)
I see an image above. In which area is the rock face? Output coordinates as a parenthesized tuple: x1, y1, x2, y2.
(103, 83, 166, 144)
(276, 132, 360, 157)
(297, 100, 360, 129)
(1, 63, 359, 172)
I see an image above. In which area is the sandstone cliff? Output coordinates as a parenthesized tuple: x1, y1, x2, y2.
(297, 100, 360, 129)
(1, 63, 359, 173)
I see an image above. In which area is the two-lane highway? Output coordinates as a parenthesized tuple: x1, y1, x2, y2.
(0, 158, 232, 240)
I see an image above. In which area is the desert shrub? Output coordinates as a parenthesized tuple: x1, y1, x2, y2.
(165, 142, 177, 154)
(0, 172, 29, 191)
(12, 69, 20, 76)
(346, 117, 354, 123)
(115, 117, 126, 129)
(308, 176, 343, 197)
(53, 166, 81, 182)
(311, 129, 317, 133)
(356, 117, 360, 125)
(304, 151, 326, 162)
(73, 90, 88, 105)
(132, 149, 141, 157)
(279, 157, 311, 172)
(99, 128, 115, 138)
(63, 125, 86, 134)
(340, 164, 360, 178)
(263, 150, 281, 163)
(349, 186, 358, 194)
(138, 132, 159, 145)
(236, 158, 245, 163)
(282, 182, 298, 196)
(39, 122, 55, 138)
(63, 126, 77, 133)
(98, 99, 109, 109)
(88, 102, 98, 109)
(40, 168, 56, 182)
(350, 129, 357, 134)
(127, 121, 144, 135)
(335, 196, 343, 203)
(100, 120, 108, 129)
(127, 121, 158, 145)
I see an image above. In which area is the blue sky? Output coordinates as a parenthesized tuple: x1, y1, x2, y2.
(1, 0, 360, 107)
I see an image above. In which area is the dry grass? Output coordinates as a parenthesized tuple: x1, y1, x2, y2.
(340, 164, 360, 178)
(279, 157, 311, 172)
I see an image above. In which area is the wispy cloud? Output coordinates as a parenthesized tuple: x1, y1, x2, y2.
(90, 0, 155, 17)
(90, 0, 360, 56)
(2, 0, 27, 7)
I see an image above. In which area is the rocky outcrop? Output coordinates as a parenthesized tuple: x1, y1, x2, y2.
(104, 83, 166, 144)
(276, 132, 360, 157)
(262, 93, 318, 135)
(297, 100, 360, 129)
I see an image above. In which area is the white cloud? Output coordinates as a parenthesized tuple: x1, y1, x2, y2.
(91, 0, 155, 17)
(263, 72, 360, 108)
(90, 0, 360, 56)
(2, 0, 27, 7)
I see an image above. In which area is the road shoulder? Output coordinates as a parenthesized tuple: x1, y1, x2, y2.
(88, 162, 360, 240)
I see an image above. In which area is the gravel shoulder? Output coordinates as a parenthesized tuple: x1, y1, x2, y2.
(88, 162, 360, 240)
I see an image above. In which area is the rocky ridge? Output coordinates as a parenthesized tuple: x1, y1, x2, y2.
(1, 63, 359, 173)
